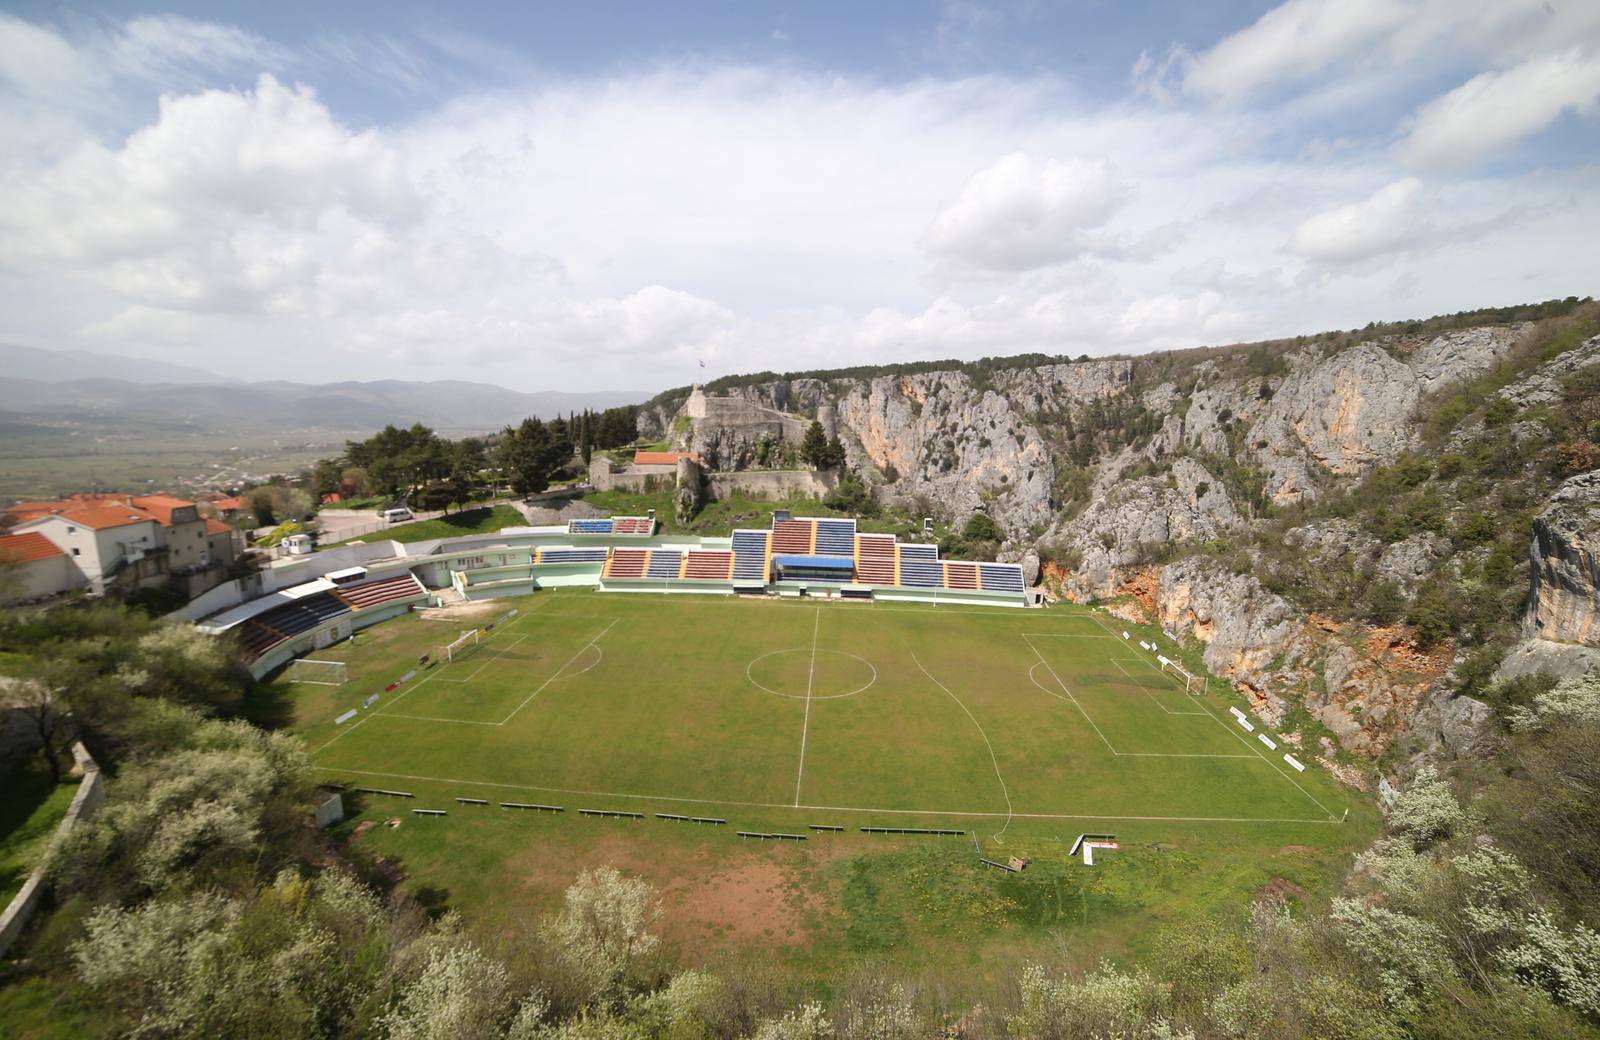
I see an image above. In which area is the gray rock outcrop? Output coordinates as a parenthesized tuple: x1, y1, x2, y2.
(1526, 470, 1600, 646)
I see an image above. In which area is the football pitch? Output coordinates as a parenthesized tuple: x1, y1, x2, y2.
(290, 589, 1351, 832)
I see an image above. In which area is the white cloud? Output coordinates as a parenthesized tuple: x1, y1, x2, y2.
(1148, 0, 1600, 110)
(1180, 0, 1407, 102)
(1398, 49, 1600, 170)
(923, 152, 1129, 273)
(0, 74, 414, 312)
(1287, 178, 1427, 265)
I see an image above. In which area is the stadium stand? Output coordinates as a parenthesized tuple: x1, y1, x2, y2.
(682, 550, 734, 580)
(646, 549, 682, 579)
(896, 544, 942, 588)
(770, 518, 814, 555)
(854, 533, 896, 585)
(571, 516, 655, 535)
(537, 548, 610, 565)
(979, 563, 1025, 592)
(604, 548, 649, 579)
(731, 530, 771, 582)
(235, 590, 352, 661)
(337, 572, 426, 609)
(943, 561, 979, 590)
(812, 518, 856, 556)
(239, 621, 282, 656)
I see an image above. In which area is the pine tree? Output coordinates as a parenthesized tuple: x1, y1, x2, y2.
(800, 420, 830, 468)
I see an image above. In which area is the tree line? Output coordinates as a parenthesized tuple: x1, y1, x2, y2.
(290, 405, 643, 509)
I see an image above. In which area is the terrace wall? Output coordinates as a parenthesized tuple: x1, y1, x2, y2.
(0, 741, 104, 959)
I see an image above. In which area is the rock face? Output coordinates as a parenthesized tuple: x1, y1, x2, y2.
(1526, 471, 1600, 646)
(1057, 458, 1239, 599)
(1495, 638, 1600, 682)
(1156, 557, 1299, 694)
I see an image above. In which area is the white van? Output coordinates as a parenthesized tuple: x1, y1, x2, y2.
(382, 507, 414, 524)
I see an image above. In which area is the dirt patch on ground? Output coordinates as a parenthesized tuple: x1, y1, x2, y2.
(1274, 845, 1316, 856)
(1256, 877, 1308, 906)
(508, 831, 846, 954)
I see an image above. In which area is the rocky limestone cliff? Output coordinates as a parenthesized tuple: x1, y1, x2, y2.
(1526, 470, 1600, 646)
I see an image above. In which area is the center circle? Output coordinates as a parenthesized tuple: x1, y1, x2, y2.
(746, 648, 878, 700)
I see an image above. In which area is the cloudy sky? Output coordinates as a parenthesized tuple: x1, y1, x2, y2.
(1, 1, 1596, 393)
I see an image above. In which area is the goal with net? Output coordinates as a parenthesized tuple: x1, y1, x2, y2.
(285, 658, 348, 686)
(1157, 654, 1200, 695)
(439, 629, 481, 663)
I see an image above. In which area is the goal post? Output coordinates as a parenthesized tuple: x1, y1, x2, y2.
(1158, 655, 1199, 695)
(285, 658, 348, 686)
(439, 629, 481, 663)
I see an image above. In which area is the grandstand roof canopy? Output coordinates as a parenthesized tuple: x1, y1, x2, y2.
(772, 554, 854, 569)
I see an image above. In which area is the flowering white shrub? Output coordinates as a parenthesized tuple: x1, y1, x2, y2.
(1510, 673, 1600, 733)
(1329, 899, 1458, 1018)
(1388, 766, 1465, 849)
(542, 867, 662, 1005)
(1010, 962, 1191, 1040)
(755, 1001, 834, 1040)
(381, 941, 518, 1040)
(1497, 909, 1600, 1019)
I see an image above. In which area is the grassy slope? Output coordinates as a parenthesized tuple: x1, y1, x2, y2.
(0, 764, 77, 907)
(281, 589, 1372, 990)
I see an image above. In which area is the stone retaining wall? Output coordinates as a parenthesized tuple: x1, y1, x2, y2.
(0, 740, 104, 958)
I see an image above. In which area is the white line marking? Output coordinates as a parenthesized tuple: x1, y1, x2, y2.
(382, 713, 500, 727)
(911, 652, 1013, 840)
(1022, 633, 1120, 755)
(551, 643, 603, 680)
(433, 634, 530, 682)
(793, 608, 820, 805)
(747, 648, 877, 700)
(1106, 657, 1208, 715)
(313, 766, 1336, 825)
(1084, 611, 1339, 820)
(499, 619, 619, 725)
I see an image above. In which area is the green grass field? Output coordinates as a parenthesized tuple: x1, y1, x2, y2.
(280, 590, 1373, 981)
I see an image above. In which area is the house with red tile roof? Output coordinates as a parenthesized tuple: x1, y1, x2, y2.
(3, 492, 240, 599)
(0, 531, 79, 603)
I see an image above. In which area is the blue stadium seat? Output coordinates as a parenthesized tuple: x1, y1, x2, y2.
(539, 548, 609, 564)
(897, 560, 942, 587)
(978, 563, 1025, 592)
(568, 519, 614, 534)
(812, 519, 856, 556)
(731, 530, 768, 581)
(646, 550, 682, 579)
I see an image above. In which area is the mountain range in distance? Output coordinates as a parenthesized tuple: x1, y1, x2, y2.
(0, 342, 651, 433)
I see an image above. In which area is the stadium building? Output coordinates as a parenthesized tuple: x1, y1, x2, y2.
(180, 512, 1031, 678)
